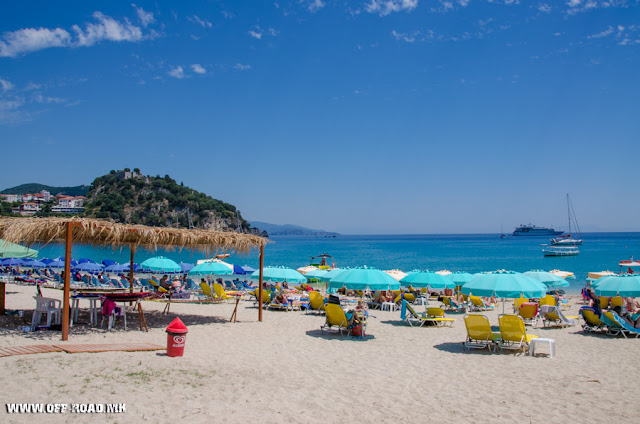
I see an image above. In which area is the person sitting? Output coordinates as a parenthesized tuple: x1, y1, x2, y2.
(375, 291, 388, 305)
(274, 293, 288, 305)
(586, 288, 601, 316)
(625, 297, 640, 314)
(282, 282, 289, 290)
(159, 275, 172, 291)
(171, 276, 183, 291)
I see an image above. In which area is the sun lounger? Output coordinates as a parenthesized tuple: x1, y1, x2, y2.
(463, 314, 500, 352)
(213, 283, 234, 303)
(424, 307, 456, 327)
(200, 282, 224, 302)
(579, 307, 604, 332)
(469, 295, 494, 312)
(442, 297, 462, 311)
(602, 311, 640, 339)
(321, 303, 353, 337)
(403, 301, 428, 327)
(540, 305, 578, 327)
(306, 291, 326, 314)
(497, 314, 538, 353)
(518, 302, 539, 326)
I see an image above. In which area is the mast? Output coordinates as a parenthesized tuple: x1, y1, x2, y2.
(567, 193, 572, 236)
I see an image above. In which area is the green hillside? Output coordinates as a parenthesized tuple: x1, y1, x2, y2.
(1, 183, 89, 197)
(83, 170, 254, 232)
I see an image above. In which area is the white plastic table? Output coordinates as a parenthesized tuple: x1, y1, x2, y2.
(70, 295, 100, 327)
(381, 301, 397, 311)
(529, 337, 555, 358)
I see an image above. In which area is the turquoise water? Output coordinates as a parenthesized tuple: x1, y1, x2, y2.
(32, 232, 640, 294)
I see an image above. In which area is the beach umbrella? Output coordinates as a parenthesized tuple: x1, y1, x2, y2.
(328, 267, 400, 292)
(250, 266, 307, 283)
(594, 275, 640, 297)
(78, 258, 95, 264)
(400, 270, 455, 289)
(47, 259, 66, 269)
(121, 262, 141, 272)
(140, 256, 181, 273)
(0, 239, 38, 258)
(231, 264, 246, 275)
(105, 263, 127, 273)
(523, 270, 569, 288)
(446, 271, 475, 286)
(461, 270, 547, 299)
(102, 259, 116, 266)
(436, 269, 452, 276)
(41, 258, 54, 264)
(384, 269, 408, 281)
(2, 258, 25, 266)
(305, 269, 329, 280)
(320, 268, 346, 282)
(189, 261, 234, 276)
(241, 265, 256, 273)
(23, 259, 47, 268)
(179, 262, 195, 273)
(73, 262, 104, 274)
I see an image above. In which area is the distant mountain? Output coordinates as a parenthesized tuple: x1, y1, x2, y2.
(250, 221, 339, 237)
(1, 183, 90, 197)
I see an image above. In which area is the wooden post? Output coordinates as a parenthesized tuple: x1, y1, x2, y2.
(129, 247, 135, 294)
(0, 281, 5, 315)
(258, 244, 264, 322)
(61, 221, 75, 341)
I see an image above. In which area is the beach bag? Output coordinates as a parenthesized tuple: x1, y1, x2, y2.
(351, 323, 364, 337)
(328, 295, 341, 305)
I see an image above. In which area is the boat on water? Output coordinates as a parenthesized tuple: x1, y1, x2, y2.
(512, 224, 563, 237)
(550, 194, 583, 246)
(619, 257, 640, 274)
(542, 245, 580, 256)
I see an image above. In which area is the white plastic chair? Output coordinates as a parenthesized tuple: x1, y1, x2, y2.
(31, 296, 62, 329)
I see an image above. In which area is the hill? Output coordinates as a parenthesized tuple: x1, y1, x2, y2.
(250, 221, 338, 237)
(83, 170, 256, 232)
(1, 183, 89, 197)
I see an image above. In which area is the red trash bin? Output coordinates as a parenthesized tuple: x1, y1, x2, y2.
(166, 317, 188, 357)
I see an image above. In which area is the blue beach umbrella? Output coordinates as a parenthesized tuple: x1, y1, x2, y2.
(102, 259, 117, 267)
(250, 266, 307, 283)
(189, 261, 234, 276)
(523, 270, 569, 288)
(105, 263, 127, 273)
(47, 259, 66, 269)
(78, 258, 95, 264)
(328, 267, 400, 292)
(179, 262, 195, 273)
(122, 262, 141, 272)
(461, 270, 547, 299)
(2, 258, 24, 266)
(241, 265, 256, 274)
(140, 256, 181, 273)
(232, 264, 246, 275)
(594, 274, 640, 297)
(400, 270, 456, 289)
(23, 259, 47, 268)
(41, 258, 54, 264)
(74, 262, 104, 274)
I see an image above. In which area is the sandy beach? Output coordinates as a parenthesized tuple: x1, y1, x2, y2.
(1, 282, 639, 424)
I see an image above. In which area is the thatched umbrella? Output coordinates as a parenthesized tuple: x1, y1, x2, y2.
(0, 217, 268, 340)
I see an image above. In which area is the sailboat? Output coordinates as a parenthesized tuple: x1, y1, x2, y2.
(550, 194, 583, 246)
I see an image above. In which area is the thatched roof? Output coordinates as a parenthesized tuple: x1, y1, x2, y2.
(0, 217, 267, 255)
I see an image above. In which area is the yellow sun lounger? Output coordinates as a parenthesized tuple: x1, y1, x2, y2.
(579, 308, 604, 332)
(424, 307, 456, 327)
(463, 314, 501, 352)
(306, 291, 326, 314)
(469, 295, 495, 312)
(213, 282, 235, 303)
(442, 297, 462, 312)
(497, 314, 538, 353)
(518, 303, 539, 326)
(541, 306, 578, 327)
(403, 302, 428, 327)
(320, 303, 352, 337)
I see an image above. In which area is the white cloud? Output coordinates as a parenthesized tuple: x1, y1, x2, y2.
(567, 0, 581, 6)
(303, 0, 326, 12)
(168, 66, 184, 79)
(73, 12, 143, 47)
(234, 63, 252, 71)
(0, 27, 71, 57)
(366, 0, 418, 16)
(0, 8, 155, 57)
(249, 30, 263, 39)
(191, 64, 206, 74)
(588, 25, 614, 38)
(0, 78, 14, 91)
(189, 15, 213, 28)
(538, 3, 552, 13)
(391, 30, 416, 42)
(132, 4, 155, 27)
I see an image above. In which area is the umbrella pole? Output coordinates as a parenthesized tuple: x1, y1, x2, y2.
(61, 221, 75, 341)
(129, 247, 135, 295)
(258, 244, 264, 322)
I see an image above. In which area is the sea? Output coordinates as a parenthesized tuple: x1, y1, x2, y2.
(31, 232, 640, 295)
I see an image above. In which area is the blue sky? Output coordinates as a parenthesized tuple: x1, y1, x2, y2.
(1, 1, 639, 234)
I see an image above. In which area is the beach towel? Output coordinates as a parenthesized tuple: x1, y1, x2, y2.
(101, 296, 121, 317)
(541, 305, 576, 326)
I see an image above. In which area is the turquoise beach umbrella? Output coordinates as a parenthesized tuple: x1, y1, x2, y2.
(446, 271, 475, 286)
(461, 270, 547, 299)
(140, 256, 181, 273)
(328, 267, 400, 291)
(523, 270, 569, 288)
(305, 269, 328, 280)
(189, 261, 234, 276)
(320, 268, 345, 282)
(400, 270, 455, 289)
(250, 266, 307, 283)
(594, 274, 640, 297)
